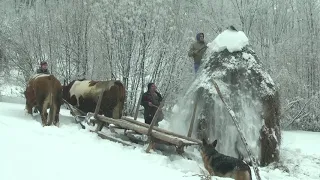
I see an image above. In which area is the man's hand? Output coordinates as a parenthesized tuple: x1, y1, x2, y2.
(148, 102, 159, 108)
(196, 46, 208, 54)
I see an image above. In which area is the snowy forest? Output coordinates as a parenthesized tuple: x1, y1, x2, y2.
(0, 0, 319, 131)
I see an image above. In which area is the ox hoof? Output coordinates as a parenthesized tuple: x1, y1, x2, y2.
(33, 108, 39, 113)
(24, 109, 30, 115)
(53, 122, 60, 127)
(42, 122, 49, 127)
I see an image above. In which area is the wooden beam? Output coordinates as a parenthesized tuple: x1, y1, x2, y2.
(121, 116, 202, 144)
(95, 115, 191, 146)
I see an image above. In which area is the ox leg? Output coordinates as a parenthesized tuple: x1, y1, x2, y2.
(53, 105, 61, 127)
(41, 111, 48, 126)
(25, 102, 33, 115)
(47, 106, 54, 126)
(40, 113, 47, 126)
(33, 107, 39, 113)
(53, 113, 60, 126)
(24, 89, 36, 116)
(39, 98, 49, 126)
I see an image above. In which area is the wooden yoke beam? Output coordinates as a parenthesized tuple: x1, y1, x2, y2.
(145, 100, 165, 153)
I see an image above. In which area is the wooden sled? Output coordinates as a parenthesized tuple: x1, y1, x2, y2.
(89, 90, 202, 155)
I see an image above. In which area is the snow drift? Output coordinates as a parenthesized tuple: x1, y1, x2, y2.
(170, 28, 281, 166)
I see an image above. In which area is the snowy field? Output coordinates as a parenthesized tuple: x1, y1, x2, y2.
(0, 97, 319, 180)
(1, 29, 319, 179)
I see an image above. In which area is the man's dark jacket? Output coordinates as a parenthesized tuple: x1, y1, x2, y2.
(141, 91, 163, 124)
(36, 68, 50, 74)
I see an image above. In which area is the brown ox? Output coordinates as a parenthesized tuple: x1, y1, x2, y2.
(62, 79, 125, 119)
(24, 74, 63, 126)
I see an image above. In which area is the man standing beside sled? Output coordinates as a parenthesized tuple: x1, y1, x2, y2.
(141, 83, 164, 126)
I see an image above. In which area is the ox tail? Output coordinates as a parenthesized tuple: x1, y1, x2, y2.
(114, 80, 126, 118)
(48, 75, 56, 126)
(115, 81, 125, 104)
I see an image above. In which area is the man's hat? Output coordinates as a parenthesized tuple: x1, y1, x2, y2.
(40, 61, 47, 66)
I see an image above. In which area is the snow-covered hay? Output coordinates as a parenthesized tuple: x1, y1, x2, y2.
(170, 28, 281, 166)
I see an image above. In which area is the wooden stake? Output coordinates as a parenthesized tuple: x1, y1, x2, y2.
(145, 139, 155, 153)
(187, 89, 202, 137)
(188, 100, 198, 137)
(147, 100, 165, 136)
(134, 90, 143, 120)
(94, 90, 104, 118)
(94, 90, 105, 131)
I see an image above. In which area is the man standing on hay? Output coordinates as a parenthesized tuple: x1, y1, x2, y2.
(188, 32, 208, 73)
(141, 83, 164, 126)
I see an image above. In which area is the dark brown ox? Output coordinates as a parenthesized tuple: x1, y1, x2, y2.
(24, 74, 63, 126)
(62, 79, 125, 119)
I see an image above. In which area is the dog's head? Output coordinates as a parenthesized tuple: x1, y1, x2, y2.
(201, 139, 219, 155)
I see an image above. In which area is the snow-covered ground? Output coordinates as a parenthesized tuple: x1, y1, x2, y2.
(0, 101, 202, 180)
(0, 98, 319, 180)
(1, 29, 319, 180)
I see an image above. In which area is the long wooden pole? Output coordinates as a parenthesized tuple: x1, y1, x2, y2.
(145, 99, 165, 153)
(121, 116, 201, 144)
(212, 80, 261, 180)
(147, 100, 165, 136)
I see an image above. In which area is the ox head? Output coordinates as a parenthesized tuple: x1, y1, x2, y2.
(61, 79, 74, 103)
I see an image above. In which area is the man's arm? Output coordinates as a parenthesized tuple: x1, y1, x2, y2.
(188, 43, 195, 57)
(141, 93, 151, 107)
